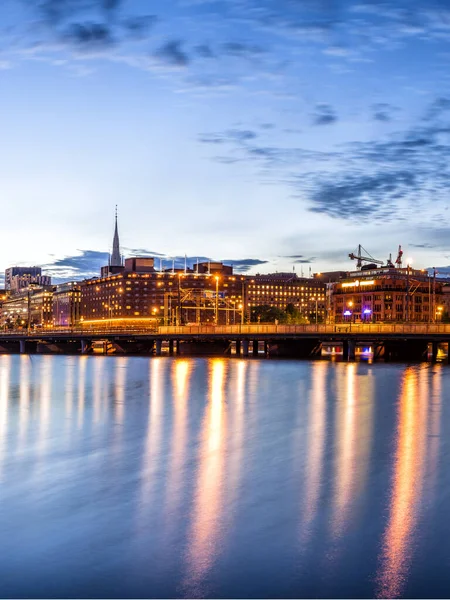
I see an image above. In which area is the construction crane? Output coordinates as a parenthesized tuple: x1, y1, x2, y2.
(395, 245, 403, 268)
(348, 245, 384, 270)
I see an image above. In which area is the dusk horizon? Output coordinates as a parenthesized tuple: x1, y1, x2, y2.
(2, 0, 450, 280)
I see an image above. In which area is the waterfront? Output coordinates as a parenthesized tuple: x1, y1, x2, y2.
(0, 355, 449, 598)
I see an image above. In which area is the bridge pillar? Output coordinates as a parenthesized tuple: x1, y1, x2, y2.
(264, 341, 269, 356)
(342, 340, 349, 360)
(155, 340, 162, 356)
(235, 340, 241, 356)
(81, 339, 89, 354)
(242, 340, 249, 357)
(431, 341, 439, 362)
(348, 340, 356, 361)
(19, 339, 26, 354)
(252, 340, 258, 356)
(374, 343, 385, 360)
(169, 340, 174, 355)
(175, 340, 180, 354)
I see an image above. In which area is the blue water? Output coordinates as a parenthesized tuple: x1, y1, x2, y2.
(0, 355, 448, 598)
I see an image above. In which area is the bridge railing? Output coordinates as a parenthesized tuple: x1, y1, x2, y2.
(158, 323, 450, 335)
(1, 323, 450, 337)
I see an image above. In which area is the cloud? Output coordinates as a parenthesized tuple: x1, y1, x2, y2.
(372, 103, 396, 122)
(221, 41, 266, 58)
(312, 103, 337, 126)
(309, 170, 417, 219)
(154, 40, 190, 67)
(41, 250, 270, 282)
(42, 250, 110, 282)
(62, 22, 115, 50)
(28, 0, 124, 24)
(223, 258, 269, 273)
(121, 15, 158, 39)
(194, 44, 215, 58)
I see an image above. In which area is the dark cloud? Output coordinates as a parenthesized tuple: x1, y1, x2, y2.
(309, 171, 417, 219)
(222, 42, 265, 58)
(42, 250, 110, 282)
(27, 0, 123, 24)
(312, 104, 337, 126)
(41, 251, 269, 282)
(123, 248, 165, 257)
(372, 103, 395, 122)
(121, 15, 158, 39)
(227, 129, 258, 142)
(293, 257, 316, 264)
(154, 40, 189, 67)
(194, 44, 215, 58)
(62, 22, 115, 49)
(223, 259, 269, 273)
(410, 243, 436, 249)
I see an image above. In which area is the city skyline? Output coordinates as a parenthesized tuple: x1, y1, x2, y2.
(2, 0, 450, 278)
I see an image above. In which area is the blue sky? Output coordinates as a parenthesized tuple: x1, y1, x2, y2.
(1, 0, 450, 281)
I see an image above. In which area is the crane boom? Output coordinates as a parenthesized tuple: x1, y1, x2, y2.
(348, 244, 384, 269)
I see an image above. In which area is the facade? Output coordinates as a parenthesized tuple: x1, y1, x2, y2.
(1, 286, 53, 328)
(330, 267, 444, 323)
(80, 260, 246, 326)
(29, 287, 54, 327)
(5, 266, 51, 293)
(1, 291, 29, 328)
(246, 273, 327, 322)
(53, 283, 81, 327)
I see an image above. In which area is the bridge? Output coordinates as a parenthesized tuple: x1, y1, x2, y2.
(1, 323, 450, 360)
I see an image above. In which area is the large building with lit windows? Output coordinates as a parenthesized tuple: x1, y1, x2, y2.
(246, 273, 327, 321)
(330, 267, 445, 323)
(80, 259, 246, 326)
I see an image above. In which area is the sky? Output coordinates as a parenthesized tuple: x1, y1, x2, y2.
(1, 0, 450, 282)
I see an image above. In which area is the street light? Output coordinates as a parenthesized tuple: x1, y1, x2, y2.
(215, 276, 219, 325)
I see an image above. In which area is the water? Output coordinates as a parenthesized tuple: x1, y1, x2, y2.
(0, 354, 448, 598)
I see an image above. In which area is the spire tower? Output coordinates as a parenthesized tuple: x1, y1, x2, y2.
(111, 205, 122, 267)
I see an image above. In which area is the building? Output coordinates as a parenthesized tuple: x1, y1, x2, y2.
(53, 282, 81, 327)
(330, 266, 444, 323)
(29, 287, 54, 327)
(1, 285, 54, 329)
(246, 273, 327, 322)
(5, 266, 51, 293)
(80, 260, 246, 326)
(1, 291, 29, 328)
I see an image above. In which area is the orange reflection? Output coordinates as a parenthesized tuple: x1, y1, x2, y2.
(301, 361, 327, 540)
(185, 359, 227, 593)
(164, 360, 193, 526)
(332, 363, 357, 537)
(377, 367, 428, 598)
(224, 360, 247, 517)
(114, 357, 127, 424)
(93, 357, 106, 424)
(139, 359, 166, 510)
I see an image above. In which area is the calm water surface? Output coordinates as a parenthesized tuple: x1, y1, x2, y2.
(0, 355, 449, 598)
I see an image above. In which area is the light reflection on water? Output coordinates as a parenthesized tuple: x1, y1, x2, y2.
(0, 355, 448, 598)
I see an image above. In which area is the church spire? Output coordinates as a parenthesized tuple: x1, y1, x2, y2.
(111, 205, 122, 267)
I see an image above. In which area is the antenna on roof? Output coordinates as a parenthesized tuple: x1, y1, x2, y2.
(184, 254, 187, 274)
(172, 259, 175, 274)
